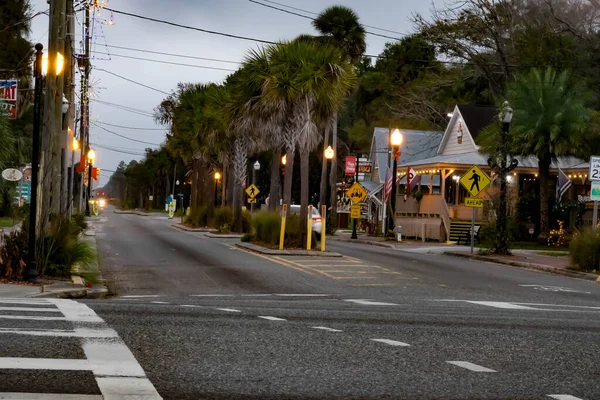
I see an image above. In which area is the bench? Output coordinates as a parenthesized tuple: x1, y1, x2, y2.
(458, 225, 481, 245)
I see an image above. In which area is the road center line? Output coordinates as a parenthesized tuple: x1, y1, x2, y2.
(312, 326, 342, 332)
(180, 305, 202, 308)
(151, 301, 170, 304)
(344, 299, 400, 306)
(120, 295, 161, 298)
(257, 316, 286, 321)
(275, 294, 330, 297)
(371, 339, 410, 347)
(547, 395, 585, 400)
(216, 308, 242, 313)
(447, 361, 496, 372)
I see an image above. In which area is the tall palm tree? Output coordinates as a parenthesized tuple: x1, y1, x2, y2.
(313, 6, 366, 224)
(267, 39, 357, 242)
(508, 68, 591, 236)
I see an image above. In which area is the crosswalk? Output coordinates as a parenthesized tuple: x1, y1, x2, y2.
(0, 298, 161, 399)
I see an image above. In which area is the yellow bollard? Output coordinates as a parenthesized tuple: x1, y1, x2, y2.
(306, 205, 313, 250)
(321, 205, 326, 251)
(279, 204, 287, 250)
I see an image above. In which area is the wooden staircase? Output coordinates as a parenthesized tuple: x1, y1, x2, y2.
(449, 221, 474, 242)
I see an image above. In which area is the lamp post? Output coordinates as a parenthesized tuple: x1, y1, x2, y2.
(387, 128, 404, 235)
(214, 172, 221, 207)
(488, 101, 518, 254)
(25, 43, 45, 282)
(252, 160, 260, 212)
(85, 148, 95, 216)
(324, 146, 334, 208)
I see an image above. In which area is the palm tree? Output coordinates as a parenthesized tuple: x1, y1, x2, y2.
(507, 68, 591, 236)
(313, 6, 366, 224)
(267, 39, 357, 242)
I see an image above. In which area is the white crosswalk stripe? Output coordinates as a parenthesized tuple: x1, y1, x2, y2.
(0, 298, 162, 399)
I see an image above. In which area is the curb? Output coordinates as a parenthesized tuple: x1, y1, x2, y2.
(329, 237, 394, 248)
(172, 224, 217, 233)
(443, 251, 600, 282)
(237, 242, 342, 257)
(205, 232, 243, 238)
(32, 287, 88, 298)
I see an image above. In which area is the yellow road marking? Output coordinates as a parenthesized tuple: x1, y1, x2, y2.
(235, 249, 319, 277)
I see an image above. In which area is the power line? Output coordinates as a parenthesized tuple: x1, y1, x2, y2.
(93, 67, 171, 95)
(93, 51, 237, 72)
(94, 121, 166, 131)
(104, 7, 276, 45)
(0, 9, 48, 34)
(91, 144, 146, 156)
(90, 99, 155, 117)
(106, 44, 241, 65)
(91, 123, 163, 145)
(91, 142, 149, 154)
(247, 0, 404, 41)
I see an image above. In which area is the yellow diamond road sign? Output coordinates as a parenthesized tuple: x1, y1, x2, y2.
(346, 182, 368, 204)
(245, 184, 260, 199)
(459, 165, 491, 197)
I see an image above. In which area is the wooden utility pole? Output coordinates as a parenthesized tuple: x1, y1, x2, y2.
(78, 3, 91, 213)
(40, 0, 67, 228)
(63, 0, 76, 214)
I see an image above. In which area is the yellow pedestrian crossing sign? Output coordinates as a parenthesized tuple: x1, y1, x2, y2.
(346, 182, 368, 204)
(460, 165, 491, 197)
(245, 184, 260, 199)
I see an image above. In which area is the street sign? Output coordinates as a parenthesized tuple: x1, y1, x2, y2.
(0, 80, 17, 101)
(350, 204, 361, 219)
(245, 184, 260, 199)
(149, 195, 153, 201)
(345, 181, 368, 204)
(357, 163, 372, 174)
(459, 165, 491, 197)
(591, 181, 600, 200)
(248, 198, 257, 204)
(0, 101, 17, 119)
(345, 156, 357, 176)
(1, 168, 22, 182)
(465, 198, 484, 208)
(589, 156, 600, 180)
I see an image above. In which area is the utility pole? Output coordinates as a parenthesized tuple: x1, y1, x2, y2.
(79, 2, 91, 213)
(63, 0, 75, 215)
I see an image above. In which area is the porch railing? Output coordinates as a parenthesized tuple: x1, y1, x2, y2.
(440, 197, 451, 241)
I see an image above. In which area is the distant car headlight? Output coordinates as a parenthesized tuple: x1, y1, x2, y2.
(99, 199, 106, 207)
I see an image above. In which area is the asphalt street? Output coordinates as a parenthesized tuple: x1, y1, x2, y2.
(1, 208, 599, 399)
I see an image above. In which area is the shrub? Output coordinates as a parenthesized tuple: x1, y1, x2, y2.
(71, 213, 88, 235)
(241, 233, 254, 242)
(38, 220, 95, 277)
(242, 210, 252, 233)
(284, 213, 302, 248)
(0, 230, 27, 279)
(569, 228, 600, 272)
(215, 207, 234, 231)
(253, 211, 281, 245)
(186, 205, 209, 227)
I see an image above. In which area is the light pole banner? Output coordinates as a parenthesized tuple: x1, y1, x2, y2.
(345, 156, 357, 176)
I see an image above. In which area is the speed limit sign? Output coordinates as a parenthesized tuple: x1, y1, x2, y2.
(590, 156, 600, 180)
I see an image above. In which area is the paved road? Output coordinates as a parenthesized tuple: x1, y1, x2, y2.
(1, 208, 599, 399)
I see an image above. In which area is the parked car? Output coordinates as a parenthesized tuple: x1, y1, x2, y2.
(289, 205, 322, 236)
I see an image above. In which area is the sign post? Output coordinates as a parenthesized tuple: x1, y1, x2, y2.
(590, 157, 600, 229)
(320, 205, 326, 252)
(460, 166, 491, 254)
(279, 204, 287, 250)
(245, 184, 260, 205)
(306, 205, 313, 250)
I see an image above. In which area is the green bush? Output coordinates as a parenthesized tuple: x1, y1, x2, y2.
(71, 213, 88, 235)
(0, 230, 27, 279)
(38, 220, 95, 277)
(242, 210, 252, 233)
(569, 228, 600, 272)
(253, 211, 281, 245)
(284, 213, 302, 248)
(186, 205, 209, 227)
(240, 233, 254, 242)
(215, 207, 234, 231)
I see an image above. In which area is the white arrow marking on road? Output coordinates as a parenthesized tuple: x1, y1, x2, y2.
(464, 301, 538, 310)
(344, 299, 400, 306)
(547, 395, 585, 400)
(371, 339, 410, 347)
(447, 361, 496, 372)
(216, 308, 242, 313)
(312, 326, 343, 332)
(258, 316, 286, 321)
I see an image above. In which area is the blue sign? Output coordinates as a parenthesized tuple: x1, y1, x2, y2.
(177, 193, 184, 197)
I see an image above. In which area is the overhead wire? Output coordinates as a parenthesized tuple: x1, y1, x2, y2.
(105, 44, 241, 65)
(93, 52, 237, 72)
(91, 122, 163, 145)
(94, 121, 166, 131)
(93, 67, 171, 95)
(90, 99, 155, 117)
(104, 7, 276, 45)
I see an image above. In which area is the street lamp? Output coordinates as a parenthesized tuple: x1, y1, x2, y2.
(251, 161, 260, 212)
(281, 154, 286, 166)
(41, 51, 64, 76)
(85, 148, 95, 216)
(25, 43, 45, 282)
(324, 145, 334, 213)
(487, 101, 518, 254)
(214, 172, 221, 207)
(387, 128, 404, 236)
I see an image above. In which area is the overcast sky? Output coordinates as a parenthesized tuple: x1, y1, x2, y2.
(28, 0, 441, 185)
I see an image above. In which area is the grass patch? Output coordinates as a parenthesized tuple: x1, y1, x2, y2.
(475, 241, 567, 251)
(537, 251, 569, 257)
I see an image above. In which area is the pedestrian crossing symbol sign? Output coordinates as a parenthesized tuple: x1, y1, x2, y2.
(346, 182, 368, 204)
(459, 165, 491, 197)
(245, 184, 260, 199)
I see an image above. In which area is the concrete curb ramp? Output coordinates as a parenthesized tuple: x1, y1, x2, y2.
(237, 242, 342, 257)
(444, 251, 600, 282)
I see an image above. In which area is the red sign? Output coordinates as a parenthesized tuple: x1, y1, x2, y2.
(0, 101, 17, 119)
(0, 80, 17, 102)
(345, 156, 357, 175)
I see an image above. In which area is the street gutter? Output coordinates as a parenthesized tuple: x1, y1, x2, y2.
(444, 251, 600, 283)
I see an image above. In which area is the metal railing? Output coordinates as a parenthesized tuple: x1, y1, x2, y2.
(440, 198, 451, 241)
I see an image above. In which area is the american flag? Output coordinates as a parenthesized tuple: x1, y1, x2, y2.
(384, 168, 393, 202)
(556, 168, 572, 202)
(406, 167, 420, 195)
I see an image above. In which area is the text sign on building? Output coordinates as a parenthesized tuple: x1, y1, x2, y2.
(357, 163, 372, 174)
(589, 156, 600, 181)
(591, 181, 600, 201)
(465, 198, 484, 208)
(345, 156, 357, 176)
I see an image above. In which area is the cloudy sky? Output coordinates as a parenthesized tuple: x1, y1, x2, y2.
(28, 0, 441, 185)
